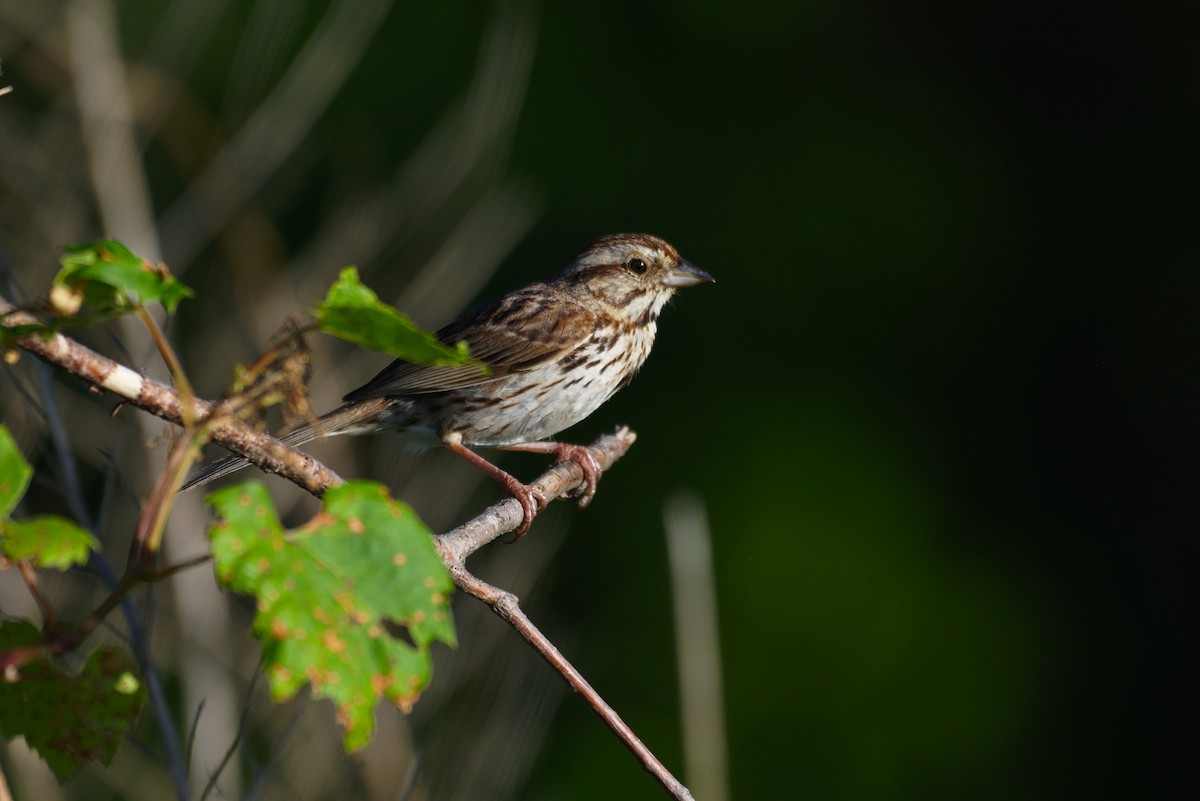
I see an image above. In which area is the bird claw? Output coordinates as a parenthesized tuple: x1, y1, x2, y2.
(499, 441, 601, 537)
(452, 438, 603, 537)
(502, 477, 547, 538)
(498, 441, 605, 510)
(552, 444, 603, 508)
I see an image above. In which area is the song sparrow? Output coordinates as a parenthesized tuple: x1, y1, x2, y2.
(184, 233, 713, 533)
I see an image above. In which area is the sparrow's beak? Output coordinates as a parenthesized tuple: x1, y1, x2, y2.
(661, 259, 715, 288)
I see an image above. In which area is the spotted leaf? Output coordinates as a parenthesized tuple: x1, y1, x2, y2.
(206, 480, 455, 751)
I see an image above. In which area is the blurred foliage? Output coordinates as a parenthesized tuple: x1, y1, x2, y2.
(0, 621, 145, 782)
(0, 1, 1193, 800)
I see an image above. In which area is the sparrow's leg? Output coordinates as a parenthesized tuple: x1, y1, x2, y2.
(444, 436, 547, 536)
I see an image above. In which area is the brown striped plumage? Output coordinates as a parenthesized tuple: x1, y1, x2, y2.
(184, 233, 713, 533)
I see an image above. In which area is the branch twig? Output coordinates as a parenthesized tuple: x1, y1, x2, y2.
(1, 297, 342, 493)
(16, 561, 57, 631)
(443, 552, 694, 801)
(436, 428, 696, 799)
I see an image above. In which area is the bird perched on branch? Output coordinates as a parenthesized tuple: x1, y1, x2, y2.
(184, 233, 714, 534)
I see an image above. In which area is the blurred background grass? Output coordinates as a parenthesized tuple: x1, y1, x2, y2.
(0, 1, 1194, 799)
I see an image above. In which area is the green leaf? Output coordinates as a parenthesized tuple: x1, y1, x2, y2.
(54, 239, 193, 315)
(1, 240, 191, 344)
(0, 425, 32, 521)
(207, 480, 456, 751)
(0, 320, 58, 343)
(1, 517, 101, 570)
(312, 267, 482, 367)
(0, 621, 147, 782)
(0, 425, 99, 569)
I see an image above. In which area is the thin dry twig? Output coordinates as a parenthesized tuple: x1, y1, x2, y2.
(443, 557, 694, 801)
(433, 430, 697, 798)
(15, 561, 56, 631)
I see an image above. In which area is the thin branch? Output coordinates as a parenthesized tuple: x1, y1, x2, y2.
(241, 703, 305, 801)
(199, 654, 265, 801)
(136, 305, 194, 418)
(16, 561, 57, 631)
(128, 430, 206, 568)
(444, 566, 694, 801)
(1, 296, 342, 493)
(185, 697, 205, 777)
(0, 552, 213, 671)
(429, 426, 699, 799)
(144, 553, 213, 582)
(3, 290, 633, 547)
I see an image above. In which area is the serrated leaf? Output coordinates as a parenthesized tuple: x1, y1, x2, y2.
(312, 267, 482, 367)
(0, 425, 32, 520)
(55, 239, 193, 315)
(207, 480, 456, 751)
(1, 517, 100, 569)
(0, 621, 146, 781)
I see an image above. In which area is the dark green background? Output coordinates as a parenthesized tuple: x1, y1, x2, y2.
(1, 1, 1194, 799)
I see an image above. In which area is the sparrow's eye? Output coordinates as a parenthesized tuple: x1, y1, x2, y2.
(627, 257, 648, 275)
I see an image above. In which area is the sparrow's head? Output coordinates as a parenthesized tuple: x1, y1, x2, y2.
(554, 233, 714, 325)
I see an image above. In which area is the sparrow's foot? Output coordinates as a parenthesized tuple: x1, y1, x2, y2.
(502, 441, 603, 508)
(498, 475, 548, 537)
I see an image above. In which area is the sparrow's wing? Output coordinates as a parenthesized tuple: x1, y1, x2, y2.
(343, 286, 599, 401)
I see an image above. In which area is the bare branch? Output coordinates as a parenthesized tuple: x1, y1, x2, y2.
(431, 428, 698, 799)
(444, 566, 694, 801)
(16, 561, 56, 631)
(1, 296, 341, 493)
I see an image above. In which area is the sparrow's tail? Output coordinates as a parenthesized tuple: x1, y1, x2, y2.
(180, 397, 397, 492)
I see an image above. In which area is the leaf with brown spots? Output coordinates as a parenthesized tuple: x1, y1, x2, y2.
(0, 621, 146, 781)
(206, 481, 455, 751)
